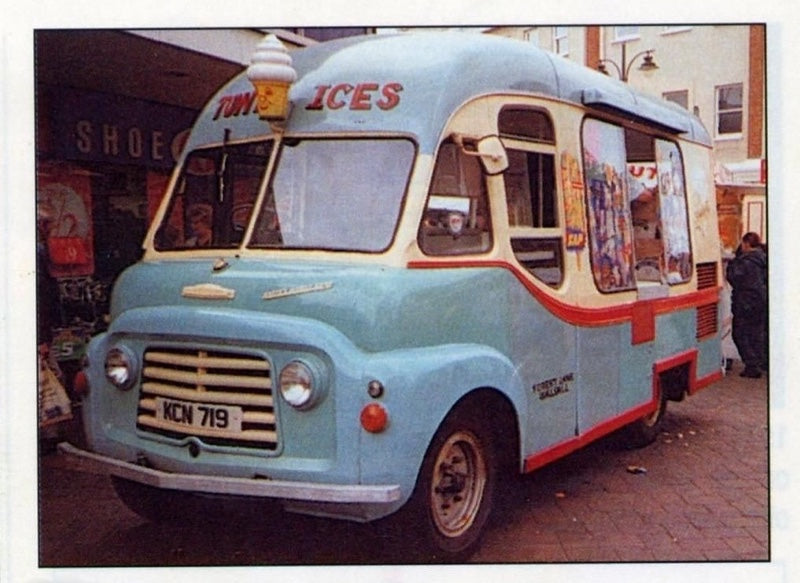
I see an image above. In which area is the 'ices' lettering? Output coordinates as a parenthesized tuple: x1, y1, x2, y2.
(210, 82, 404, 122)
(305, 82, 403, 111)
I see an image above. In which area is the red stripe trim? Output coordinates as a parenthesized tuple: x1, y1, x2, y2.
(524, 401, 652, 473)
(654, 348, 698, 377)
(523, 348, 719, 473)
(652, 347, 720, 396)
(408, 259, 719, 328)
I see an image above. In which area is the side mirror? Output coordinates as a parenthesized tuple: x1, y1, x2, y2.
(452, 134, 509, 175)
(475, 135, 509, 175)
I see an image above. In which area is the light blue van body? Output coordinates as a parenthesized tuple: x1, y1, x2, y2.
(75, 33, 722, 523)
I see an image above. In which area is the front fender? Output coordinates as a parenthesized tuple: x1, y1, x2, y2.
(356, 343, 525, 507)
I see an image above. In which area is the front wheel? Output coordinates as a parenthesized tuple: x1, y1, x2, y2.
(400, 409, 497, 561)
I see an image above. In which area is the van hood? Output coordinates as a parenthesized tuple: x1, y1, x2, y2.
(111, 257, 509, 353)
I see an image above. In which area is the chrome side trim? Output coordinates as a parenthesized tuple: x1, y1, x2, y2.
(57, 442, 401, 504)
(181, 283, 236, 300)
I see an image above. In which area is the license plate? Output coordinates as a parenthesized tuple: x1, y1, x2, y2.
(155, 397, 243, 433)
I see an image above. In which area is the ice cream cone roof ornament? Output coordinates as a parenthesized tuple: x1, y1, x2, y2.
(247, 34, 297, 121)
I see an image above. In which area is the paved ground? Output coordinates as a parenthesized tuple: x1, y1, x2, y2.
(36, 360, 768, 567)
(473, 362, 769, 563)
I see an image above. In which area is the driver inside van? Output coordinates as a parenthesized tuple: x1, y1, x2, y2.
(186, 204, 213, 247)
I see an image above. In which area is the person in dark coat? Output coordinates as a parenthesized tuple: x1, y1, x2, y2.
(726, 232, 768, 378)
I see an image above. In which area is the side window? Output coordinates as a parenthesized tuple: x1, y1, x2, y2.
(500, 107, 562, 287)
(626, 128, 662, 283)
(505, 150, 557, 229)
(582, 119, 636, 292)
(626, 129, 693, 284)
(418, 141, 492, 256)
(654, 140, 692, 283)
(583, 120, 693, 292)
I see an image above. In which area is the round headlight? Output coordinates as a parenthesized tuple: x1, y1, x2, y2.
(105, 347, 136, 391)
(279, 360, 317, 409)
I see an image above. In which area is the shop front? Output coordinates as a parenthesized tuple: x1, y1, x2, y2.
(715, 180, 767, 368)
(36, 83, 197, 393)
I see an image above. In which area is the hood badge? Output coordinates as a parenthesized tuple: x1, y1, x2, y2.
(212, 257, 230, 272)
(263, 281, 333, 301)
(182, 283, 236, 300)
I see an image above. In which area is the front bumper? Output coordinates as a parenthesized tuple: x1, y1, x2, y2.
(58, 441, 401, 507)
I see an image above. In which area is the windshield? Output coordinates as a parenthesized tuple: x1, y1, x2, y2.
(155, 137, 415, 253)
(154, 140, 272, 251)
(249, 138, 415, 252)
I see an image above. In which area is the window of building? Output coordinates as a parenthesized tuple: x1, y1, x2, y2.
(581, 119, 692, 292)
(663, 90, 689, 110)
(716, 83, 744, 137)
(499, 107, 562, 287)
(419, 140, 492, 256)
(614, 26, 640, 41)
(290, 28, 373, 42)
(553, 26, 569, 56)
(523, 28, 539, 46)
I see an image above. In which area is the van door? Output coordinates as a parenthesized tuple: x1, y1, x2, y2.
(498, 106, 578, 453)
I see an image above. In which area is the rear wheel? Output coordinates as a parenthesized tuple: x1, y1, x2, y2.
(625, 385, 667, 448)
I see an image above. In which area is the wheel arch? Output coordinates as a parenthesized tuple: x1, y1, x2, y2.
(659, 361, 691, 402)
(445, 387, 522, 476)
(357, 343, 527, 505)
(383, 385, 521, 559)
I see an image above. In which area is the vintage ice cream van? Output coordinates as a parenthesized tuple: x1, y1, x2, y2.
(62, 32, 723, 559)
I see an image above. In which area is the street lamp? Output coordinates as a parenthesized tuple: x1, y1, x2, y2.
(597, 43, 659, 82)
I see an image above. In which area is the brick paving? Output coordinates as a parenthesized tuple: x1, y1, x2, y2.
(473, 361, 769, 563)
(36, 361, 768, 566)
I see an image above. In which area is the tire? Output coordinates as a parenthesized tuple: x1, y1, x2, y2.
(625, 385, 667, 448)
(400, 406, 497, 562)
(111, 476, 197, 522)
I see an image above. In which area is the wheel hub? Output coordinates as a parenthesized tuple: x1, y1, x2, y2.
(430, 432, 486, 538)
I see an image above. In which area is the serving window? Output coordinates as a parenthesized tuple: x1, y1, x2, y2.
(581, 118, 692, 293)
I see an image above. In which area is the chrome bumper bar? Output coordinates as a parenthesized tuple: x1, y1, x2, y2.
(57, 442, 401, 504)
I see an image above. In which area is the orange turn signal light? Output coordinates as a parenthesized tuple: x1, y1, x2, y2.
(360, 403, 388, 433)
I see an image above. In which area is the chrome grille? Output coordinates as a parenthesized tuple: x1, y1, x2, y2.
(137, 347, 277, 450)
